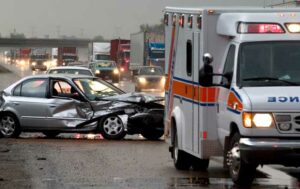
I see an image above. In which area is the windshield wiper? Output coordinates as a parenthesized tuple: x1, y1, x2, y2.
(243, 77, 300, 86)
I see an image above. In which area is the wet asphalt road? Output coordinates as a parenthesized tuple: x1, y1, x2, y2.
(1, 61, 300, 188)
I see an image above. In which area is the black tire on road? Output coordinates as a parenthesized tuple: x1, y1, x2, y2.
(173, 132, 192, 170)
(0, 113, 21, 138)
(192, 158, 209, 171)
(43, 131, 60, 138)
(141, 129, 164, 140)
(227, 132, 256, 185)
(100, 115, 126, 140)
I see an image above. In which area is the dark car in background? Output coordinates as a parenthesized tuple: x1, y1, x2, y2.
(89, 61, 120, 83)
(134, 66, 165, 92)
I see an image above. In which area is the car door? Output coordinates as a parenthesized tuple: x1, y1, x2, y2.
(10, 78, 49, 128)
(46, 78, 93, 129)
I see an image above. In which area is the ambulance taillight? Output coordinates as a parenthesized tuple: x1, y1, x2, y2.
(238, 22, 285, 33)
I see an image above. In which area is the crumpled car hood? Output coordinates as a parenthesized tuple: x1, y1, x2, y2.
(103, 92, 164, 104)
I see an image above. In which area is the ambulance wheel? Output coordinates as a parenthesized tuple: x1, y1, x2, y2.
(227, 133, 256, 185)
(192, 158, 209, 171)
(173, 133, 192, 170)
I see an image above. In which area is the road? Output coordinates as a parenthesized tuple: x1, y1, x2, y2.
(0, 62, 300, 189)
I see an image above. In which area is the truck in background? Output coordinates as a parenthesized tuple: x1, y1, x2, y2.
(29, 48, 49, 71)
(57, 47, 78, 66)
(16, 48, 31, 66)
(89, 42, 111, 62)
(130, 32, 165, 77)
(110, 39, 130, 77)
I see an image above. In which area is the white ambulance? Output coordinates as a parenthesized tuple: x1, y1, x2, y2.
(164, 7, 300, 185)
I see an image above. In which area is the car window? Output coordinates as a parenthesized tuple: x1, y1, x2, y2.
(52, 80, 77, 97)
(13, 84, 21, 96)
(74, 78, 123, 101)
(20, 79, 47, 98)
(139, 67, 163, 75)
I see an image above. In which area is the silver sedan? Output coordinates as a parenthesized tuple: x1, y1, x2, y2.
(0, 75, 164, 140)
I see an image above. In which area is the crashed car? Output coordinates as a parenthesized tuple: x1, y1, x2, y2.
(0, 75, 164, 140)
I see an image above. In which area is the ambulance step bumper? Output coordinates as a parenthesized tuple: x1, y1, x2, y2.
(240, 138, 300, 166)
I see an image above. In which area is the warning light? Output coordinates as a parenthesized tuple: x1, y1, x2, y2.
(188, 15, 193, 28)
(172, 14, 177, 26)
(238, 22, 284, 34)
(164, 13, 169, 26)
(179, 15, 184, 27)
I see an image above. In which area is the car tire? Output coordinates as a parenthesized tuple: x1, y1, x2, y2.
(173, 131, 192, 170)
(192, 158, 209, 171)
(0, 113, 21, 138)
(227, 132, 256, 185)
(141, 128, 164, 140)
(43, 131, 60, 138)
(100, 115, 126, 140)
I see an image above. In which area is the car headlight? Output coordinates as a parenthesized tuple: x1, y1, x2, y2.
(138, 77, 146, 84)
(243, 112, 274, 128)
(120, 67, 125, 72)
(32, 62, 36, 66)
(161, 77, 166, 86)
(95, 70, 100, 74)
(113, 69, 119, 74)
(43, 62, 48, 66)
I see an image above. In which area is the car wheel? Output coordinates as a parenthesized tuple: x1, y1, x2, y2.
(43, 131, 60, 138)
(173, 131, 192, 170)
(141, 128, 164, 140)
(0, 113, 21, 138)
(100, 115, 126, 140)
(192, 158, 209, 171)
(227, 132, 256, 185)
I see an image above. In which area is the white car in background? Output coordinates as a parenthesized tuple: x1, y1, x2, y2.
(47, 66, 94, 76)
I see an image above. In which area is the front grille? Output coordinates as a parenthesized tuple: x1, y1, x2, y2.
(294, 116, 300, 125)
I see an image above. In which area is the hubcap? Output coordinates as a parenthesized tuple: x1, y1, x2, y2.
(0, 116, 16, 136)
(103, 116, 123, 136)
(227, 142, 241, 176)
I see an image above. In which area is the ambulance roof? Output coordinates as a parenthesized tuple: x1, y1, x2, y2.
(164, 7, 300, 14)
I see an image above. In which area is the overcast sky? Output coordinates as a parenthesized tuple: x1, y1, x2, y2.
(0, 0, 283, 39)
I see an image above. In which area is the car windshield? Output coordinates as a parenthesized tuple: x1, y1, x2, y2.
(48, 69, 93, 76)
(238, 41, 300, 87)
(95, 61, 116, 68)
(74, 78, 123, 101)
(95, 54, 110, 61)
(139, 67, 163, 75)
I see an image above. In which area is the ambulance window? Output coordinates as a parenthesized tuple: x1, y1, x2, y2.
(186, 40, 192, 76)
(222, 45, 236, 85)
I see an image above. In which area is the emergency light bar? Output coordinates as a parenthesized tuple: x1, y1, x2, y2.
(285, 23, 300, 33)
(172, 14, 177, 26)
(238, 22, 285, 34)
(179, 15, 184, 27)
(188, 15, 193, 28)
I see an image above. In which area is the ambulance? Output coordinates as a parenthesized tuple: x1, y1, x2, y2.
(164, 7, 300, 185)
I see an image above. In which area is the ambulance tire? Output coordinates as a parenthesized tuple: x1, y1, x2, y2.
(227, 133, 256, 185)
(192, 158, 209, 171)
(173, 134, 192, 170)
